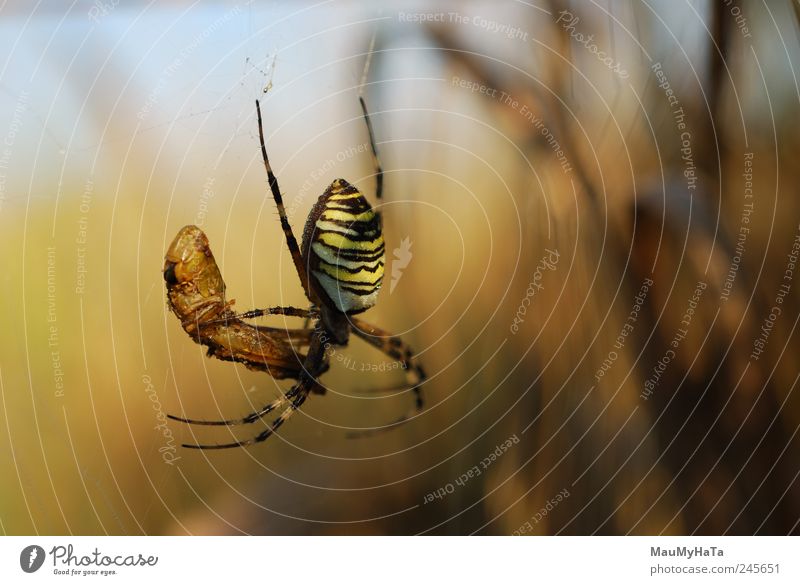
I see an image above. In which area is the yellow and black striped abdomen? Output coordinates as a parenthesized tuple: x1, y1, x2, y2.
(301, 178, 385, 314)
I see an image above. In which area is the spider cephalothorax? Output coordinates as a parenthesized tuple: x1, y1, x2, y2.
(166, 97, 425, 449)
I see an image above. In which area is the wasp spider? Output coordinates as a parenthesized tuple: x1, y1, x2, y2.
(166, 97, 426, 449)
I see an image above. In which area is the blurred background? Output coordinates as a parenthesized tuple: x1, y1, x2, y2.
(1, 0, 800, 535)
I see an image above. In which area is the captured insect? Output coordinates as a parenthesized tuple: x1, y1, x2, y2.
(164, 96, 426, 449)
(164, 225, 319, 381)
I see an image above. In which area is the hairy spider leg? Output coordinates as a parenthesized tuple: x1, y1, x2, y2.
(256, 99, 310, 296)
(359, 96, 383, 200)
(344, 317, 426, 438)
(182, 332, 327, 449)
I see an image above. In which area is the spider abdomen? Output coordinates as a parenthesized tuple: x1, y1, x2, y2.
(302, 178, 385, 314)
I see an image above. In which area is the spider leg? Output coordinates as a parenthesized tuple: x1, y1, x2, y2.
(181, 329, 327, 449)
(238, 306, 315, 320)
(301, 311, 313, 330)
(346, 318, 426, 438)
(250, 325, 313, 347)
(359, 96, 383, 200)
(182, 388, 312, 449)
(167, 384, 303, 426)
(350, 318, 426, 406)
(201, 305, 316, 326)
(255, 99, 311, 296)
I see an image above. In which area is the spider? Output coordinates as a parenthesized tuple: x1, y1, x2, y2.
(165, 97, 426, 449)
